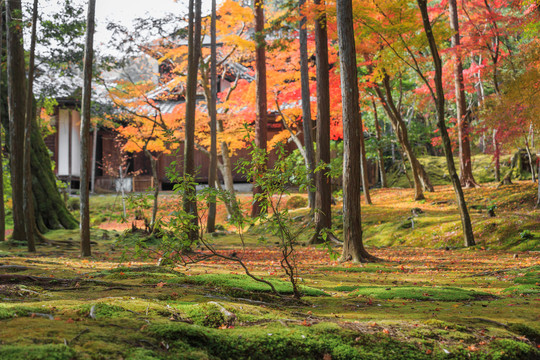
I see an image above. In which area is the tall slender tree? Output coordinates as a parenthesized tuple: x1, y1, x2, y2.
(6, 0, 27, 244)
(206, 0, 218, 232)
(310, 0, 336, 244)
(298, 0, 316, 211)
(80, 0, 96, 257)
(23, 0, 39, 252)
(0, 0, 5, 242)
(251, 0, 268, 218)
(184, 0, 202, 241)
(449, 0, 477, 188)
(417, 0, 475, 247)
(337, 0, 375, 262)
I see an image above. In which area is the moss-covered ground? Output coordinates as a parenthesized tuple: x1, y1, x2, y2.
(0, 175, 538, 359)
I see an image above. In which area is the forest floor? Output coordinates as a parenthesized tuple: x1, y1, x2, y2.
(0, 181, 538, 359)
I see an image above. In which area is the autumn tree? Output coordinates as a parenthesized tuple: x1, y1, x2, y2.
(448, 0, 478, 188)
(417, 0, 475, 247)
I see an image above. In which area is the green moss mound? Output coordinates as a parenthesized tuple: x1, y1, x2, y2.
(0, 344, 76, 360)
(346, 286, 489, 301)
(149, 322, 429, 360)
(179, 273, 328, 297)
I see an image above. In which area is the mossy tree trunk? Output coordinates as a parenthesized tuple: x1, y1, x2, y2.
(6, 0, 28, 243)
(23, 0, 39, 252)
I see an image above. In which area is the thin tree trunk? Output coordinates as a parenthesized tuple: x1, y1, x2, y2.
(449, 0, 477, 188)
(218, 124, 239, 218)
(374, 82, 426, 200)
(310, 0, 335, 244)
(0, 0, 5, 242)
(6, 0, 27, 242)
(91, 124, 97, 193)
(337, 0, 375, 262)
(372, 100, 387, 187)
(418, 0, 475, 247)
(299, 0, 316, 211)
(207, 0, 217, 233)
(493, 129, 500, 181)
(359, 120, 372, 204)
(251, 0, 268, 218)
(80, 0, 96, 257)
(144, 149, 159, 231)
(183, 0, 202, 241)
(23, 0, 39, 252)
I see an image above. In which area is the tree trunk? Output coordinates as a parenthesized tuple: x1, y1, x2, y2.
(299, 0, 316, 211)
(145, 150, 159, 231)
(0, 0, 5, 242)
(183, 0, 202, 241)
(23, 0, 39, 252)
(91, 124, 97, 193)
(372, 100, 387, 188)
(337, 0, 375, 262)
(493, 129, 500, 181)
(310, 0, 334, 244)
(207, 0, 217, 233)
(218, 121, 240, 218)
(359, 119, 372, 204)
(449, 0, 477, 189)
(80, 0, 96, 257)
(374, 81, 428, 200)
(251, 0, 268, 218)
(6, 0, 27, 242)
(418, 0, 475, 247)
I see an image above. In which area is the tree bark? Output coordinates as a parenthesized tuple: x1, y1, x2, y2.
(299, 0, 316, 211)
(448, 0, 477, 188)
(310, 0, 334, 244)
(251, 0, 268, 218)
(0, 0, 5, 242)
(372, 100, 387, 188)
(207, 0, 217, 233)
(418, 0, 475, 247)
(80, 0, 96, 257)
(23, 0, 39, 252)
(336, 0, 375, 262)
(6, 0, 27, 242)
(183, 0, 202, 241)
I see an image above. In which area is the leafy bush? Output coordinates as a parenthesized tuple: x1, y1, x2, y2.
(286, 195, 308, 209)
